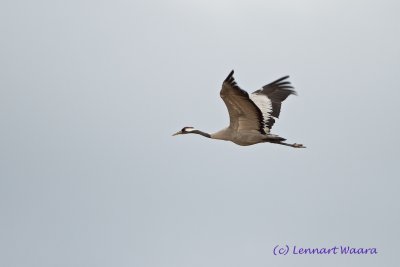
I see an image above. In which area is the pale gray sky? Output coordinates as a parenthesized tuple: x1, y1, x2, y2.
(1, 0, 399, 266)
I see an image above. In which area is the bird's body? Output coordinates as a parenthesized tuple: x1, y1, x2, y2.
(173, 70, 305, 148)
(211, 128, 284, 146)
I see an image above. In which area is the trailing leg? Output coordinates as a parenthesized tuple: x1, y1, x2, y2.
(278, 142, 306, 148)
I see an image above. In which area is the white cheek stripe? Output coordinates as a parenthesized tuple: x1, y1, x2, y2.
(249, 94, 272, 132)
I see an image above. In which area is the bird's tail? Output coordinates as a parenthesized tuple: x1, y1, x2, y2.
(264, 134, 286, 142)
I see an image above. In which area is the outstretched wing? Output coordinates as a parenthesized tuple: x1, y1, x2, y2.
(220, 70, 266, 134)
(250, 76, 297, 133)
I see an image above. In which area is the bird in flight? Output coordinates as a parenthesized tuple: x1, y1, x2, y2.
(173, 70, 305, 148)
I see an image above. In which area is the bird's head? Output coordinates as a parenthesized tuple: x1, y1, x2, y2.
(172, 127, 196, 136)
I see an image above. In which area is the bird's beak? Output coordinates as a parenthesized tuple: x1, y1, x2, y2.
(172, 131, 182, 136)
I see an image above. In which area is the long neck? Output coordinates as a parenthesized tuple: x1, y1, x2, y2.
(190, 130, 211, 138)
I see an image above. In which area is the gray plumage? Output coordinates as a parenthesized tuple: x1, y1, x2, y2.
(173, 70, 305, 148)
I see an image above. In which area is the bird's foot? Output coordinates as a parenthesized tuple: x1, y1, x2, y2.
(293, 143, 306, 148)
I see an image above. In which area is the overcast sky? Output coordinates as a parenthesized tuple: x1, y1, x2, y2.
(1, 0, 399, 266)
